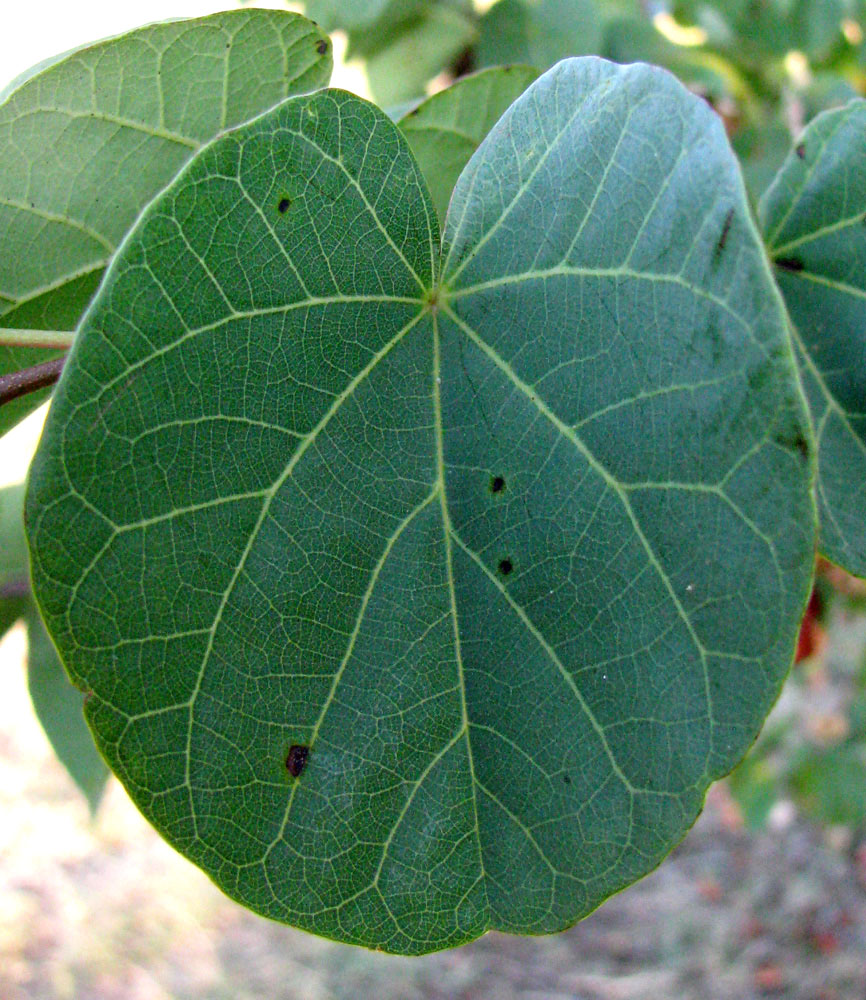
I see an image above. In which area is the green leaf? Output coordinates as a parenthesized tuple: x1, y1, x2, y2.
(306, 0, 403, 32)
(27, 59, 815, 953)
(364, 6, 477, 106)
(760, 100, 866, 578)
(674, 0, 850, 62)
(0, 482, 108, 810)
(398, 66, 539, 223)
(477, 0, 604, 70)
(0, 482, 28, 638)
(790, 742, 866, 825)
(733, 116, 794, 202)
(603, 15, 745, 105)
(0, 9, 332, 438)
(26, 605, 110, 814)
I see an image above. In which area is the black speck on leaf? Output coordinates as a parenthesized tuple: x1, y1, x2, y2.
(316, 39, 329, 55)
(278, 197, 291, 214)
(775, 431, 810, 460)
(715, 208, 734, 258)
(775, 256, 804, 272)
(498, 558, 513, 576)
(795, 143, 805, 159)
(286, 744, 309, 777)
(490, 475, 505, 494)
(563, 774, 571, 784)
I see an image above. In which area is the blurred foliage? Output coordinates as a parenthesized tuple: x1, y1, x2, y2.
(729, 565, 866, 832)
(306, 0, 866, 199)
(0, 483, 109, 813)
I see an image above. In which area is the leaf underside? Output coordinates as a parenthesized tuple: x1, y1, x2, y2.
(761, 99, 866, 579)
(0, 8, 332, 438)
(27, 59, 815, 953)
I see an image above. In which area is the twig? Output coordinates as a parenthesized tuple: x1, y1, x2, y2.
(0, 357, 66, 407)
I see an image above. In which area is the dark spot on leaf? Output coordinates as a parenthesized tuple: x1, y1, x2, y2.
(775, 430, 810, 460)
(714, 208, 734, 259)
(563, 774, 571, 784)
(795, 143, 805, 159)
(286, 744, 309, 777)
(775, 256, 804, 272)
(316, 39, 329, 55)
(490, 475, 505, 494)
(278, 197, 291, 214)
(498, 558, 513, 576)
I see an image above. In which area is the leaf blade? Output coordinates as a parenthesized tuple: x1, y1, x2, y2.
(0, 8, 332, 437)
(26, 60, 816, 953)
(441, 57, 815, 928)
(760, 99, 866, 578)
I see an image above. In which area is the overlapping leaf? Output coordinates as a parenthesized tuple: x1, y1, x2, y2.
(398, 65, 539, 223)
(0, 9, 332, 437)
(0, 483, 108, 810)
(761, 100, 866, 578)
(27, 59, 815, 952)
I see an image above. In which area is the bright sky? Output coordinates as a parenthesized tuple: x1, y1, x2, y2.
(0, 1, 366, 486)
(1, 1, 285, 83)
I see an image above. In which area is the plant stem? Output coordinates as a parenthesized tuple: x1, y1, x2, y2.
(0, 357, 66, 407)
(0, 328, 75, 350)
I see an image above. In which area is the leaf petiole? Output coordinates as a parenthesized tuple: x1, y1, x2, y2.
(0, 329, 75, 350)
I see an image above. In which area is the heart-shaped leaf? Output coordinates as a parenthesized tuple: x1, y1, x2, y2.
(760, 100, 866, 578)
(26, 59, 815, 953)
(0, 9, 332, 438)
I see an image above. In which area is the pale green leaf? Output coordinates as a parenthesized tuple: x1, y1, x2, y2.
(0, 482, 108, 810)
(0, 483, 28, 638)
(398, 66, 539, 223)
(760, 100, 866, 578)
(26, 60, 815, 953)
(365, 7, 477, 106)
(306, 0, 403, 32)
(27, 605, 111, 814)
(0, 9, 332, 438)
(477, 0, 604, 70)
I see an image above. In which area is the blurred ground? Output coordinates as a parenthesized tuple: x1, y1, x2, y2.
(3, 607, 866, 1000)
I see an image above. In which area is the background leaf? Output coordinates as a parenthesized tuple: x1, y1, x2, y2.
(26, 604, 110, 814)
(760, 99, 866, 578)
(364, 6, 477, 106)
(0, 483, 109, 810)
(0, 8, 332, 438)
(0, 482, 28, 638)
(306, 0, 404, 31)
(398, 65, 539, 223)
(477, 0, 604, 69)
(27, 60, 815, 953)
